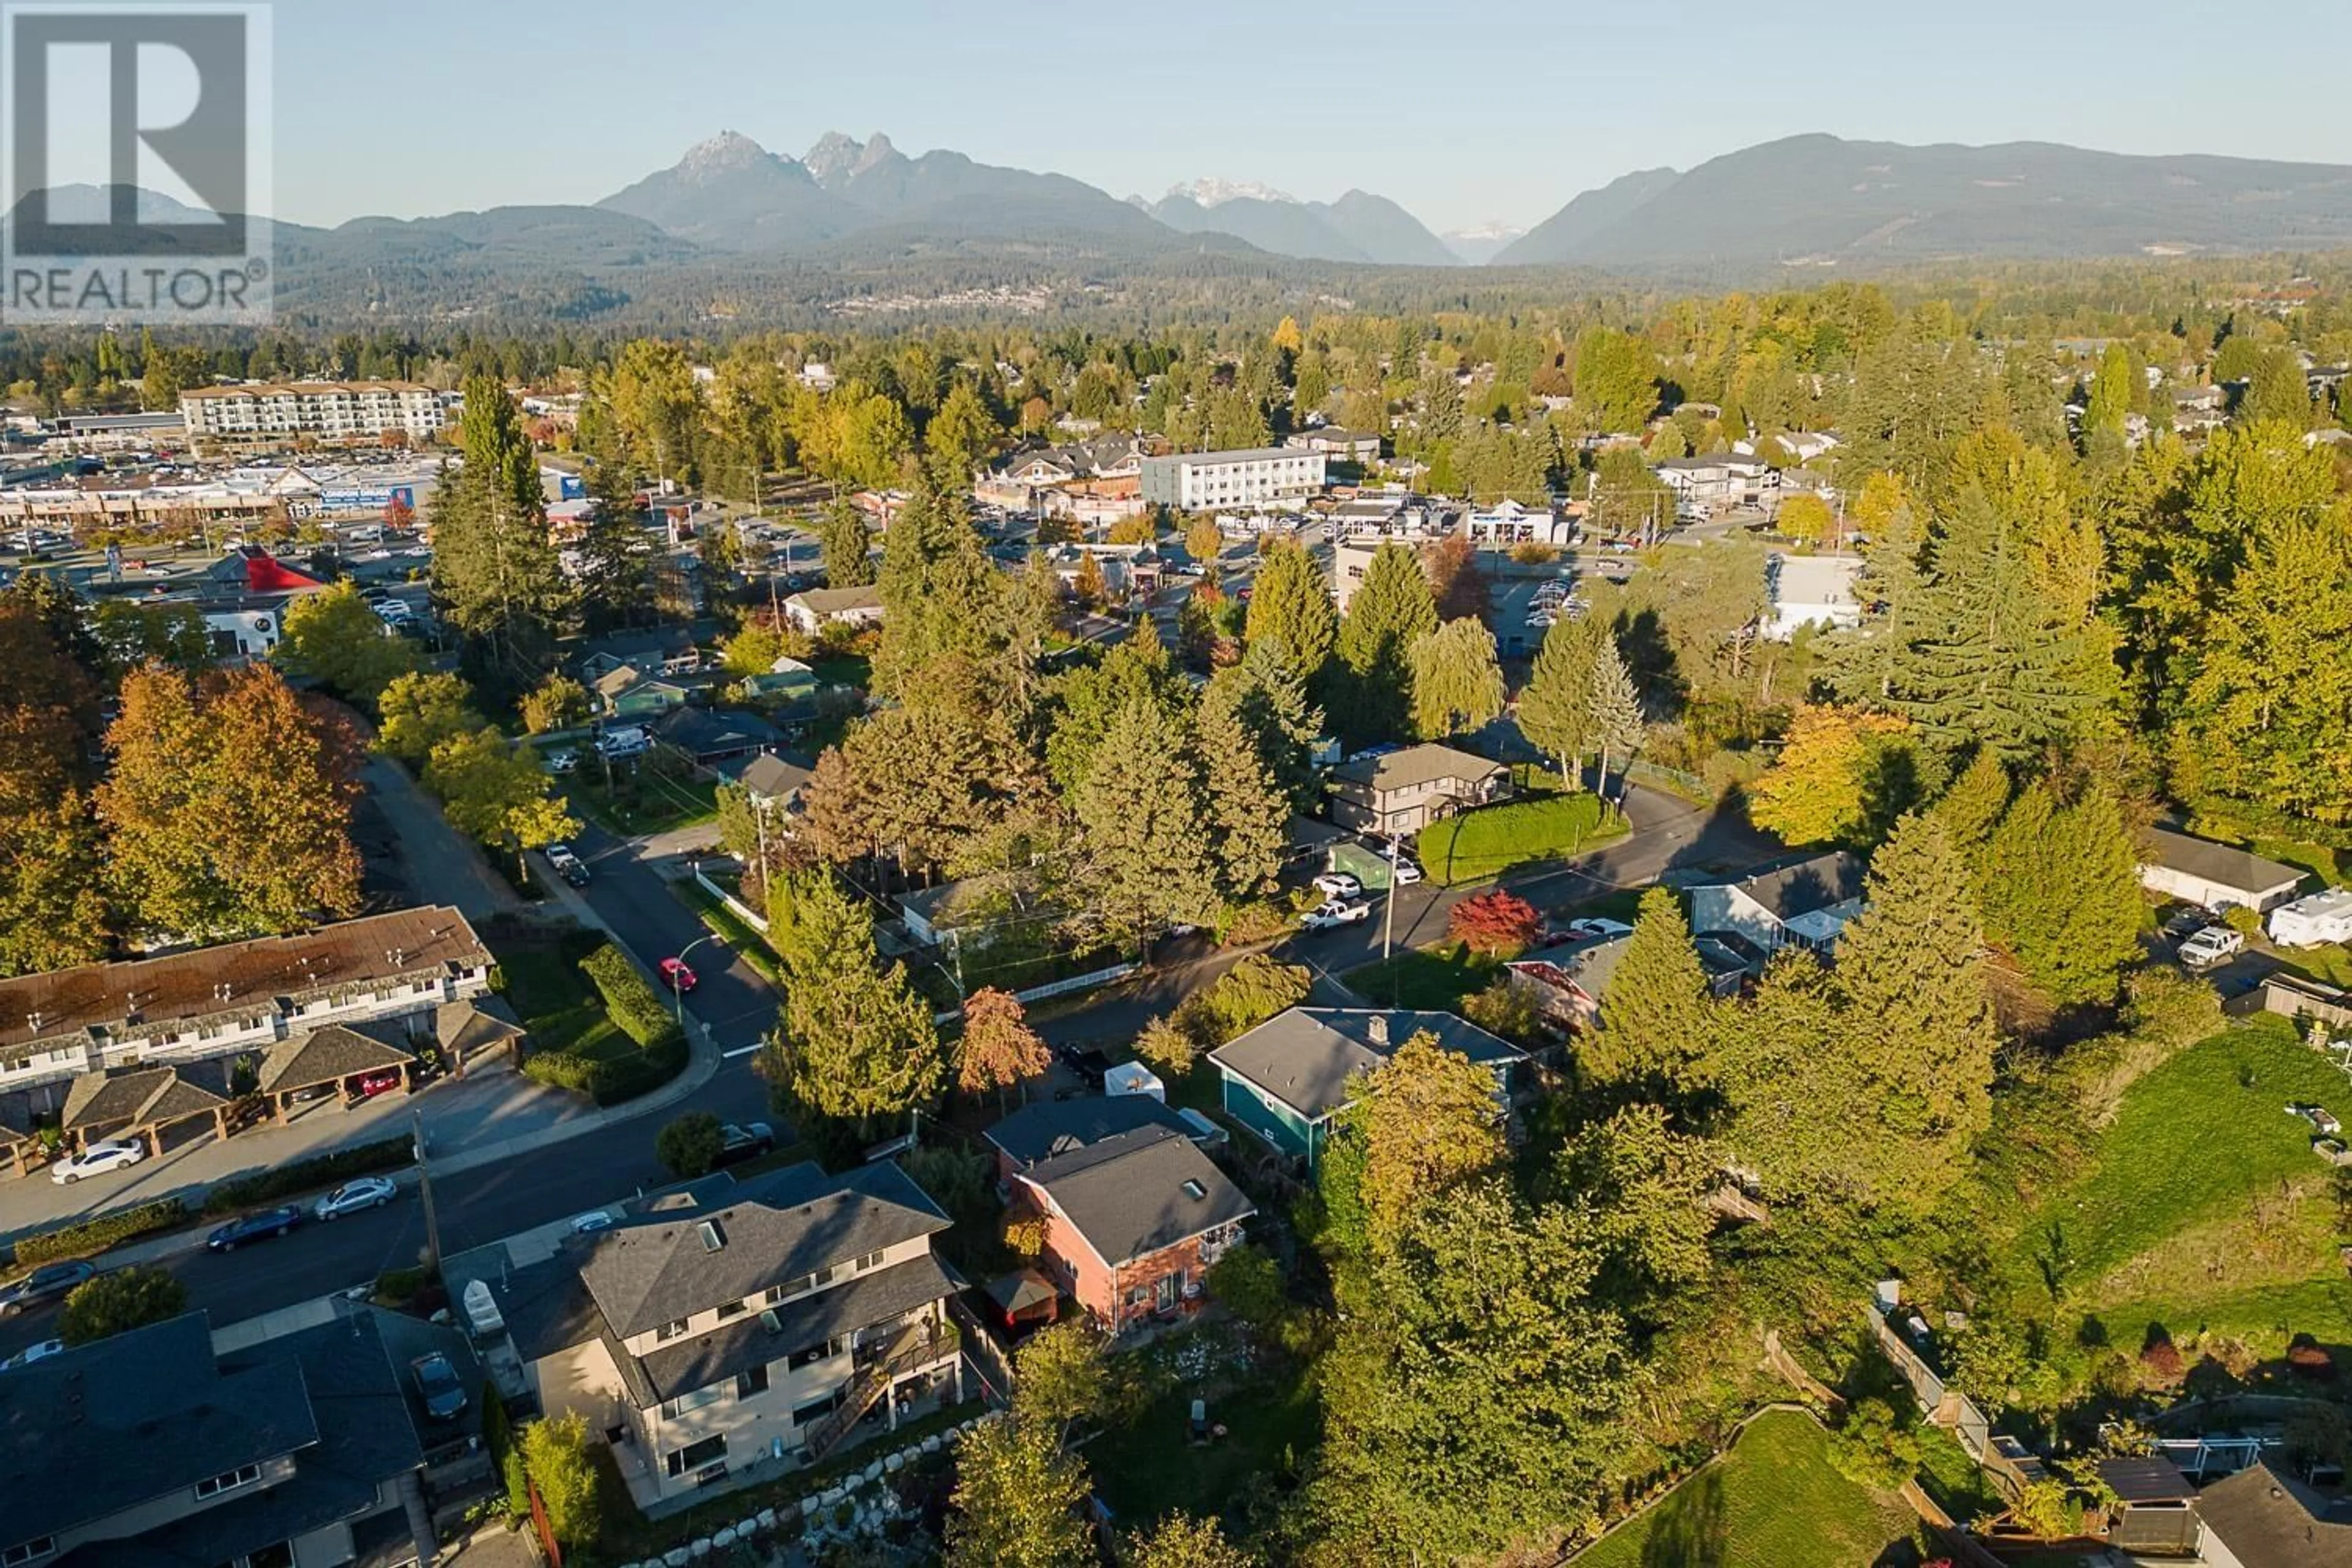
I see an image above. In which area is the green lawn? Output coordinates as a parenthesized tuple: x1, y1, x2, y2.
(1343, 943, 1502, 1009)
(1416, 791, 1626, 887)
(492, 943, 628, 1062)
(1915, 1424, 2006, 1526)
(674, 881, 783, 982)
(1574, 1409, 1924, 1568)
(1085, 1359, 1319, 1531)
(2008, 1017, 2352, 1354)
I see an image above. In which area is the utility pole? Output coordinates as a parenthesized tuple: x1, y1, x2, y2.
(412, 1107, 442, 1278)
(1381, 832, 1401, 1008)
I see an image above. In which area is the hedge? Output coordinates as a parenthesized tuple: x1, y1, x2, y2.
(579, 943, 683, 1049)
(14, 1197, 187, 1267)
(1415, 791, 1619, 887)
(200, 1134, 413, 1216)
(523, 1032, 689, 1107)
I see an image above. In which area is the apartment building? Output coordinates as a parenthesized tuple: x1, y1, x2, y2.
(0, 907, 491, 1113)
(181, 382, 446, 452)
(1139, 446, 1327, 510)
(491, 1161, 964, 1508)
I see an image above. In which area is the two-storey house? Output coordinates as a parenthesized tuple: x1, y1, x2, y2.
(491, 1161, 963, 1509)
(1328, 743, 1512, 837)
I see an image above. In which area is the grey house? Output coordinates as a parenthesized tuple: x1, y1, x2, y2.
(1688, 851, 1868, 965)
(0, 1305, 480, 1568)
(1210, 1008, 1523, 1168)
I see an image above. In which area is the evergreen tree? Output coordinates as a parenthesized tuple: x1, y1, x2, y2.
(1333, 541, 1438, 741)
(1406, 617, 1505, 739)
(1588, 635, 1645, 803)
(816, 497, 876, 587)
(1826, 813, 1997, 1208)
(872, 481, 1006, 695)
(2081, 342, 2135, 446)
(1194, 688, 1287, 902)
(1930, 746, 2012, 900)
(2241, 350, 2316, 429)
(431, 375, 569, 683)
(1074, 697, 1220, 949)
(1828, 471, 1929, 705)
(766, 873, 946, 1133)
(1515, 614, 1606, 783)
(573, 462, 654, 633)
(1581, 886, 1712, 1100)
(1043, 620, 1189, 799)
(1243, 537, 1337, 692)
(1202, 636, 1324, 813)
(1981, 782, 2144, 1007)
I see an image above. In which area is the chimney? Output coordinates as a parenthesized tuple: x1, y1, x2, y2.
(1366, 1014, 1389, 1047)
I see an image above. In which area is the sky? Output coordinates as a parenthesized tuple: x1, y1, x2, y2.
(275, 0, 2352, 235)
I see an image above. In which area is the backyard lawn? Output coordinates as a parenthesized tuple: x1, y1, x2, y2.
(2007, 1016, 2352, 1355)
(1574, 1408, 1924, 1568)
(1084, 1354, 1319, 1533)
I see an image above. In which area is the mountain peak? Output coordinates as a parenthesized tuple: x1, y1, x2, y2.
(804, 131, 862, 183)
(677, 130, 774, 180)
(1167, 177, 1297, 208)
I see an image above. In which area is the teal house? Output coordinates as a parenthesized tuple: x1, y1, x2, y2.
(1208, 1008, 1524, 1169)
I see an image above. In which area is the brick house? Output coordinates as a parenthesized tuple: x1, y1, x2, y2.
(981, 1095, 1193, 1186)
(1010, 1125, 1254, 1336)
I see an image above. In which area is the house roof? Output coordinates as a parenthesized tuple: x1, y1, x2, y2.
(984, 1095, 1193, 1169)
(0, 906, 488, 1062)
(1699, 851, 1867, 923)
(788, 584, 883, 617)
(1509, 933, 1632, 1001)
(0, 1313, 320, 1550)
(1144, 447, 1310, 467)
(1213, 1007, 1525, 1121)
(578, 1160, 949, 1339)
(635, 1253, 959, 1402)
(2095, 1455, 2195, 1505)
(434, 996, 524, 1055)
(657, 705, 783, 757)
(740, 751, 817, 802)
(257, 1024, 413, 1095)
(60, 1065, 226, 1133)
(2195, 1460, 2352, 1566)
(1329, 742, 1505, 797)
(2143, 827, 2304, 899)
(1019, 1125, 1255, 1268)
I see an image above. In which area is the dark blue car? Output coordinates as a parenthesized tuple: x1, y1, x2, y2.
(205, 1205, 304, 1253)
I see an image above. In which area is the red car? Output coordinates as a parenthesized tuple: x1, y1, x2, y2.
(658, 957, 698, 993)
(351, 1069, 404, 1101)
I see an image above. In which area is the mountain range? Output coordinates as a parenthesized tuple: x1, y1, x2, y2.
(12, 131, 2352, 326)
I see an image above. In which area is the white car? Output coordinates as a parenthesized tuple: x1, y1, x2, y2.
(50, 1139, 146, 1185)
(570, 1210, 616, 1235)
(545, 749, 579, 775)
(2178, 926, 2245, 970)
(1391, 858, 1425, 886)
(2, 1339, 64, 1370)
(1313, 872, 1363, 899)
(595, 727, 650, 760)
(1301, 899, 1372, 932)
(1526, 610, 1557, 628)
(314, 1175, 399, 1220)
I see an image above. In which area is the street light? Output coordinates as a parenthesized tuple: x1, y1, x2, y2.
(671, 932, 726, 1034)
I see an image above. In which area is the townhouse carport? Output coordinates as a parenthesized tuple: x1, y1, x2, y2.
(60, 1066, 230, 1154)
(257, 1023, 417, 1120)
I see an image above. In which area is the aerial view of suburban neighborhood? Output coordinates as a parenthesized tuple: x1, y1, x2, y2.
(4, 6, 2352, 1567)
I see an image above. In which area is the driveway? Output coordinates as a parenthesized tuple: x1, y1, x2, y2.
(364, 756, 520, 923)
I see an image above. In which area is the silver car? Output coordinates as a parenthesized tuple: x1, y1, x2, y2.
(314, 1175, 399, 1219)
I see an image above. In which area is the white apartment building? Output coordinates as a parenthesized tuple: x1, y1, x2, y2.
(1139, 446, 1327, 510)
(181, 381, 446, 451)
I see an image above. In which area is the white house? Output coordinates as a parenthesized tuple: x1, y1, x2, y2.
(1139, 447, 1326, 510)
(1655, 454, 1779, 519)
(2139, 828, 2305, 914)
(781, 584, 884, 635)
(1689, 851, 1868, 966)
(1763, 553, 1866, 641)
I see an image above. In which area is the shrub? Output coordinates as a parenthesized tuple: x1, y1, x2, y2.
(2139, 1328, 2184, 1382)
(2223, 904, 2262, 937)
(1216, 899, 1294, 946)
(15, 1197, 187, 1266)
(1461, 974, 1541, 1044)
(1205, 1244, 1288, 1340)
(1133, 1016, 1198, 1076)
(202, 1135, 412, 1216)
(2124, 968, 2224, 1053)
(1002, 1213, 1047, 1260)
(1447, 889, 1542, 956)
(1415, 791, 1613, 886)
(1189, 954, 1311, 1044)
(1826, 1396, 1922, 1490)
(59, 1265, 187, 1346)
(483, 1383, 529, 1517)
(656, 1112, 726, 1178)
(578, 943, 682, 1049)
(374, 1266, 427, 1306)
(523, 1034, 690, 1107)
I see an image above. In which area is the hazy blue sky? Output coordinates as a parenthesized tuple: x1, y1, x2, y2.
(279, 0, 2352, 233)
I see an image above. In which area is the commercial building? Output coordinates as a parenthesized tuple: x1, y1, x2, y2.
(181, 382, 446, 453)
(1139, 447, 1326, 511)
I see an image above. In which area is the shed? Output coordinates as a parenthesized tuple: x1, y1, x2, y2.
(2140, 827, 2305, 913)
(1104, 1062, 1164, 1102)
(432, 997, 526, 1076)
(2096, 1455, 2199, 1555)
(984, 1267, 1060, 1332)
(61, 1066, 229, 1153)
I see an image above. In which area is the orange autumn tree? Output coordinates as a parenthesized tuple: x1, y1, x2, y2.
(956, 986, 1051, 1111)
